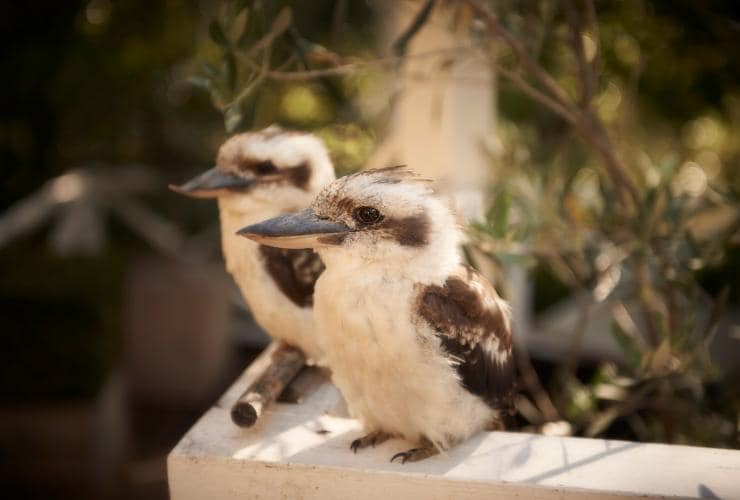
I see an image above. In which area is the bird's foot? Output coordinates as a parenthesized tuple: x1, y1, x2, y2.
(390, 442, 439, 464)
(350, 430, 392, 453)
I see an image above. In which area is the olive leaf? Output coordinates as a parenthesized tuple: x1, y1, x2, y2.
(209, 19, 229, 47)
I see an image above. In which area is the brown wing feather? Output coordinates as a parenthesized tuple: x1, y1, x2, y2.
(416, 265, 515, 412)
(258, 246, 325, 308)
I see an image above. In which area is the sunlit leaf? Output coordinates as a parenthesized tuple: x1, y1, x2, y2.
(223, 0, 248, 27)
(648, 338, 672, 375)
(224, 106, 243, 133)
(209, 86, 225, 110)
(585, 405, 621, 437)
(187, 76, 211, 91)
(271, 6, 293, 39)
(229, 8, 248, 43)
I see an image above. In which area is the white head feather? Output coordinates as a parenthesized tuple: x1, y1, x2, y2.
(216, 125, 335, 215)
(312, 167, 462, 281)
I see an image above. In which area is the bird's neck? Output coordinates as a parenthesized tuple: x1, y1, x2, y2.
(319, 233, 461, 287)
(217, 200, 282, 275)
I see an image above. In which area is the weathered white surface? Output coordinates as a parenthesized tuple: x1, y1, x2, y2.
(168, 363, 740, 500)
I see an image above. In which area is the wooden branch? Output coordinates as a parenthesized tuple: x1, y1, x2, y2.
(222, 50, 270, 110)
(564, 0, 595, 106)
(231, 341, 306, 428)
(495, 64, 579, 125)
(393, 0, 437, 56)
(583, 0, 602, 94)
(632, 256, 661, 348)
(515, 345, 560, 422)
(258, 44, 482, 81)
(464, 0, 574, 110)
(243, 6, 292, 60)
(583, 114, 642, 210)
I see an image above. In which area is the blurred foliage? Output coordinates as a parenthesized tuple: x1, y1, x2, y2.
(189, 0, 381, 173)
(0, 0, 224, 400)
(466, 0, 740, 447)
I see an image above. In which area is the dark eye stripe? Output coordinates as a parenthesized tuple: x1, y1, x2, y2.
(235, 158, 277, 174)
(256, 160, 277, 174)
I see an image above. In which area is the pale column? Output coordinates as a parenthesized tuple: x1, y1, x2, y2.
(369, 0, 495, 220)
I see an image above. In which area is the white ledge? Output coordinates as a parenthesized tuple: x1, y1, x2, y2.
(168, 359, 740, 499)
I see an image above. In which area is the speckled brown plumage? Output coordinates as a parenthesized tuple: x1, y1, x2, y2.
(259, 246, 325, 308)
(415, 265, 515, 412)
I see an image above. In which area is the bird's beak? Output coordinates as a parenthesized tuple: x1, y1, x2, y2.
(237, 208, 350, 249)
(169, 167, 255, 199)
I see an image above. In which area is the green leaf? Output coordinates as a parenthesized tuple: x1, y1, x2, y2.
(461, 244, 476, 268)
(187, 76, 212, 91)
(610, 321, 642, 370)
(585, 405, 621, 438)
(224, 51, 237, 93)
(224, 106, 243, 133)
(209, 20, 229, 47)
(270, 6, 293, 38)
(493, 252, 536, 268)
(656, 157, 678, 182)
(648, 338, 672, 375)
(470, 220, 498, 241)
(199, 61, 219, 78)
(229, 8, 248, 43)
(223, 0, 248, 27)
(487, 191, 511, 238)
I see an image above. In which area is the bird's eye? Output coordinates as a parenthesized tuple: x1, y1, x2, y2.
(354, 206, 381, 225)
(256, 161, 277, 175)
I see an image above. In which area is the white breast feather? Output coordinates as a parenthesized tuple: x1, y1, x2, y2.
(315, 240, 495, 450)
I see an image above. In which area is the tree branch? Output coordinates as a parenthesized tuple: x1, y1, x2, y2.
(253, 44, 483, 80)
(515, 346, 561, 422)
(464, 0, 641, 213)
(464, 0, 575, 110)
(584, 0, 602, 94)
(495, 64, 580, 126)
(564, 0, 595, 107)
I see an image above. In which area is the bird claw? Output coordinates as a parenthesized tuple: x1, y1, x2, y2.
(350, 438, 362, 454)
(390, 445, 438, 464)
(349, 431, 391, 453)
(390, 450, 414, 463)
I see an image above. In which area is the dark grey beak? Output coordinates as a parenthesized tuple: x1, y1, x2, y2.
(169, 167, 255, 199)
(237, 208, 350, 249)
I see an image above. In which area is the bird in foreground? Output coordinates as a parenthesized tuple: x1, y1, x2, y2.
(239, 167, 515, 463)
(170, 126, 335, 363)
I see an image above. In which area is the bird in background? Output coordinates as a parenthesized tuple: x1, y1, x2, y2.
(170, 126, 335, 363)
(239, 166, 515, 463)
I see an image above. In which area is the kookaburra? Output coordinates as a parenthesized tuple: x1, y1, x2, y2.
(170, 126, 335, 363)
(238, 167, 515, 462)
